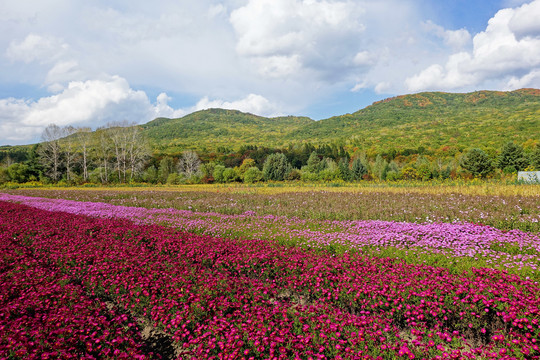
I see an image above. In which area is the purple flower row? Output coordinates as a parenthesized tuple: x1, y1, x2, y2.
(2, 193, 539, 271)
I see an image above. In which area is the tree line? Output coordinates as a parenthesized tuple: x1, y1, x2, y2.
(1, 123, 539, 185)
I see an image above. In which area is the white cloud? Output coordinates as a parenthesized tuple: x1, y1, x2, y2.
(508, 0, 540, 39)
(353, 51, 376, 67)
(194, 94, 281, 116)
(407, 0, 540, 92)
(6, 33, 68, 64)
(230, 0, 368, 79)
(152, 93, 187, 119)
(506, 69, 540, 89)
(208, 4, 227, 18)
(423, 21, 471, 50)
(0, 76, 155, 144)
(374, 82, 391, 94)
(45, 60, 84, 89)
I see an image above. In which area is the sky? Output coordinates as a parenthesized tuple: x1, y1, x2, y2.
(1, 0, 540, 145)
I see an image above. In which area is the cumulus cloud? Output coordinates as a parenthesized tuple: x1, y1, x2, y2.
(407, 0, 540, 92)
(0, 76, 155, 144)
(230, 0, 368, 79)
(193, 94, 281, 116)
(508, 0, 540, 39)
(152, 93, 187, 119)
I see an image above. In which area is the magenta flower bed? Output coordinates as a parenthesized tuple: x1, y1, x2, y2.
(0, 218, 151, 358)
(1, 201, 539, 359)
(1, 193, 539, 271)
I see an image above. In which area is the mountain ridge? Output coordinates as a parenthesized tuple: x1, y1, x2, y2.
(144, 88, 540, 153)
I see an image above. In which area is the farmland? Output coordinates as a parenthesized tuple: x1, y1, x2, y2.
(1, 184, 540, 359)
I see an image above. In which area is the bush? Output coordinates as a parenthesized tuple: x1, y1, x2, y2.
(300, 171, 319, 182)
(386, 170, 399, 181)
(222, 168, 239, 183)
(285, 169, 301, 181)
(243, 167, 263, 183)
(166, 173, 182, 185)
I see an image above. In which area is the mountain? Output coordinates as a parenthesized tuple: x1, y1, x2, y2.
(144, 89, 540, 153)
(142, 108, 314, 153)
(286, 88, 540, 151)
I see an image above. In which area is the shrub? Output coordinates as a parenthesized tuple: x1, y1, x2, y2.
(243, 167, 263, 183)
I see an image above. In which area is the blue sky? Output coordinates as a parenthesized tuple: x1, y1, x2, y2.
(1, 0, 539, 145)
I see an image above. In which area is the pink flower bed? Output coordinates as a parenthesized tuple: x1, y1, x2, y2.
(1, 193, 539, 271)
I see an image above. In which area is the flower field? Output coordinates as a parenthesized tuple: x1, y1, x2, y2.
(1, 188, 540, 359)
(1, 193, 540, 279)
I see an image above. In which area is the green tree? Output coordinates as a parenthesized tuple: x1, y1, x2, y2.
(0, 167, 9, 183)
(337, 158, 350, 181)
(7, 163, 30, 183)
(460, 148, 494, 178)
(222, 168, 239, 183)
(142, 165, 158, 183)
(306, 151, 321, 173)
(350, 158, 367, 180)
(158, 156, 176, 183)
(497, 141, 529, 172)
(238, 158, 257, 176)
(372, 155, 388, 180)
(530, 143, 540, 170)
(262, 153, 292, 181)
(212, 165, 226, 183)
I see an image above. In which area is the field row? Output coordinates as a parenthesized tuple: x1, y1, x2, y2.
(1, 201, 540, 359)
(2, 193, 539, 280)
(4, 187, 540, 232)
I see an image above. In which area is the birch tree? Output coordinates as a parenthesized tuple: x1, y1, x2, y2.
(178, 150, 201, 179)
(75, 127, 92, 181)
(107, 122, 149, 183)
(61, 126, 77, 182)
(39, 124, 64, 182)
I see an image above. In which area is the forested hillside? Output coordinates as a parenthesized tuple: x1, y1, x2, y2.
(290, 88, 540, 152)
(143, 89, 540, 154)
(143, 109, 314, 153)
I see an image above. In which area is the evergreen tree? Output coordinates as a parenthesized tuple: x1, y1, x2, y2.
(338, 158, 350, 181)
(530, 143, 540, 170)
(497, 141, 529, 172)
(306, 151, 321, 173)
(460, 148, 494, 178)
(262, 153, 291, 181)
(350, 158, 367, 180)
